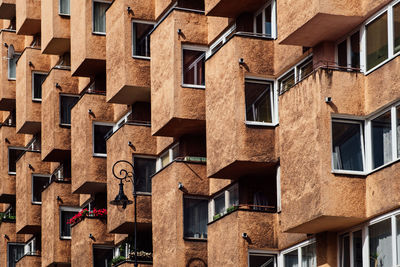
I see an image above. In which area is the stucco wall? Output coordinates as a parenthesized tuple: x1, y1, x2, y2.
(15, 0, 41, 35)
(0, 222, 25, 267)
(15, 255, 41, 266)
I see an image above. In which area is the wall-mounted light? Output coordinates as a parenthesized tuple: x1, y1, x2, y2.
(28, 61, 34, 67)
(4, 43, 8, 48)
(89, 233, 95, 240)
(4, 234, 9, 240)
(88, 109, 95, 117)
(239, 58, 245, 65)
(128, 141, 136, 151)
(28, 164, 34, 171)
(55, 83, 61, 89)
(177, 29, 182, 35)
(325, 96, 332, 103)
(241, 232, 248, 239)
(4, 138, 10, 144)
(56, 196, 63, 203)
(127, 6, 133, 15)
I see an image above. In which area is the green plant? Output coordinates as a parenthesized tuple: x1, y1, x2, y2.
(111, 256, 126, 266)
(226, 205, 238, 214)
(213, 213, 222, 221)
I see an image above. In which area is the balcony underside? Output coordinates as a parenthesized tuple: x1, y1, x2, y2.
(0, 98, 15, 111)
(153, 118, 205, 138)
(209, 160, 277, 179)
(285, 215, 365, 234)
(42, 149, 71, 162)
(17, 19, 41, 35)
(280, 13, 362, 46)
(206, 0, 266, 17)
(72, 59, 106, 77)
(72, 181, 106, 194)
(0, 193, 15, 203)
(17, 121, 41, 134)
(17, 224, 41, 234)
(109, 221, 151, 235)
(107, 85, 150, 104)
(0, 3, 15, 19)
(42, 38, 70, 55)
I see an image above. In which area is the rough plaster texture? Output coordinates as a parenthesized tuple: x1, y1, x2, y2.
(16, 0, 41, 35)
(0, 126, 24, 202)
(16, 48, 55, 134)
(205, 35, 276, 179)
(16, 151, 50, 234)
(78, 77, 91, 94)
(71, 218, 114, 267)
(106, 0, 153, 104)
(0, 0, 16, 19)
(207, 16, 230, 44)
(41, 68, 78, 161)
(71, 94, 114, 194)
(154, 0, 173, 19)
(0, 222, 25, 266)
(41, 182, 79, 267)
(15, 255, 41, 266)
(205, 0, 266, 18)
(106, 123, 156, 233)
(0, 30, 24, 110)
(316, 232, 337, 267)
(70, 0, 107, 76)
(152, 162, 208, 266)
(151, 10, 207, 137)
(156, 136, 175, 155)
(41, 0, 71, 55)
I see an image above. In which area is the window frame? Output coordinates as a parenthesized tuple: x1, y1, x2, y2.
(92, 0, 110, 35)
(279, 238, 317, 267)
(183, 195, 209, 240)
(133, 155, 157, 194)
(92, 121, 114, 157)
(92, 244, 114, 267)
(8, 146, 25, 175)
(277, 55, 313, 94)
(58, 0, 70, 16)
(208, 183, 239, 222)
(155, 143, 179, 171)
(335, 28, 361, 69)
(181, 44, 207, 89)
(31, 174, 51, 205)
(7, 242, 25, 267)
(131, 19, 155, 60)
(253, 0, 277, 39)
(59, 93, 80, 126)
(7, 53, 20, 81)
(248, 250, 278, 267)
(31, 71, 47, 102)
(59, 206, 80, 240)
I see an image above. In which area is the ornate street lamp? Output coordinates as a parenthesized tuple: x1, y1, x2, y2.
(109, 160, 138, 267)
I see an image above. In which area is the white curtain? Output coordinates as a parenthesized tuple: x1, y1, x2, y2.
(284, 251, 298, 267)
(302, 243, 316, 267)
(369, 219, 392, 267)
(382, 127, 392, 164)
(59, 0, 70, 15)
(93, 2, 108, 33)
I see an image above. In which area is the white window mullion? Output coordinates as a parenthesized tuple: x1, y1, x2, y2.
(391, 215, 397, 267)
(350, 232, 354, 267)
(298, 247, 302, 267)
(388, 5, 394, 57)
(365, 121, 372, 172)
(271, 0, 277, 39)
(392, 106, 397, 161)
(360, 25, 366, 73)
(262, 9, 266, 34)
(347, 37, 352, 68)
(276, 166, 281, 212)
(225, 190, 230, 209)
(362, 225, 370, 267)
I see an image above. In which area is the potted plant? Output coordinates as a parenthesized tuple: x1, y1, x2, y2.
(111, 255, 126, 266)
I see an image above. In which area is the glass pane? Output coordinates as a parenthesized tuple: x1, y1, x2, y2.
(32, 175, 49, 203)
(93, 2, 109, 33)
(353, 230, 363, 267)
(8, 244, 24, 267)
(134, 157, 156, 193)
(369, 218, 392, 267)
(249, 254, 275, 267)
(394, 3, 400, 54)
(339, 235, 350, 267)
(93, 246, 114, 267)
(133, 22, 153, 57)
(93, 124, 113, 154)
(228, 185, 239, 207)
(183, 49, 205, 86)
(184, 198, 208, 239)
(302, 243, 316, 267)
(256, 13, 263, 34)
(397, 106, 400, 157)
(338, 40, 347, 67)
(60, 210, 76, 237)
(264, 4, 272, 36)
(299, 59, 313, 80)
(372, 110, 392, 169)
(245, 81, 272, 123)
(332, 122, 364, 171)
(8, 148, 24, 173)
(60, 95, 79, 125)
(396, 216, 400, 265)
(366, 13, 388, 70)
(59, 0, 70, 15)
(214, 193, 225, 215)
(33, 73, 47, 100)
(284, 250, 298, 267)
(8, 55, 19, 79)
(279, 70, 295, 94)
(161, 152, 170, 168)
(350, 32, 360, 68)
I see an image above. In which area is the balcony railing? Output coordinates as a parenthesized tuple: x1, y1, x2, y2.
(1, 111, 16, 127)
(0, 205, 16, 223)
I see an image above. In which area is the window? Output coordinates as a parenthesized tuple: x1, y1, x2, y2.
(7, 243, 24, 267)
(32, 72, 47, 101)
(8, 54, 20, 80)
(278, 56, 313, 94)
(283, 240, 316, 267)
(253, 0, 276, 38)
(8, 147, 24, 174)
(60, 207, 79, 239)
(209, 184, 239, 222)
(32, 175, 49, 204)
(369, 219, 392, 267)
(182, 46, 206, 87)
(184, 197, 208, 239)
(156, 144, 179, 171)
(372, 110, 393, 168)
(93, 0, 110, 34)
(92, 123, 113, 157)
(93, 246, 114, 267)
(298, 57, 313, 80)
(134, 157, 156, 193)
(59, 0, 70, 15)
(60, 95, 79, 125)
(279, 70, 295, 94)
(332, 120, 364, 172)
(245, 80, 273, 124)
(24, 237, 37, 256)
(366, 13, 388, 71)
(339, 231, 363, 267)
(336, 31, 360, 69)
(132, 21, 155, 58)
(394, 3, 400, 54)
(248, 252, 276, 267)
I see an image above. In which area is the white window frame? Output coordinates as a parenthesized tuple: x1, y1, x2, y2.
(31, 71, 47, 102)
(59, 93, 79, 126)
(206, 23, 237, 59)
(59, 206, 81, 239)
(7, 242, 25, 267)
(133, 155, 157, 195)
(8, 146, 25, 175)
(276, 165, 281, 213)
(92, 121, 114, 157)
(335, 28, 361, 69)
(92, 0, 110, 35)
(253, 0, 277, 39)
(31, 174, 51, 205)
(181, 44, 207, 89)
(208, 183, 239, 222)
(7, 53, 20, 81)
(279, 238, 317, 267)
(183, 195, 209, 240)
(277, 55, 313, 94)
(24, 237, 36, 256)
(131, 19, 155, 60)
(244, 77, 277, 127)
(58, 0, 70, 16)
(248, 250, 278, 267)
(156, 143, 179, 171)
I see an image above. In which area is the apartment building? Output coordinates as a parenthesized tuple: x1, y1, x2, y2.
(0, 0, 398, 266)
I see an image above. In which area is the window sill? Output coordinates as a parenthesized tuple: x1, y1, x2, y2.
(93, 153, 107, 158)
(8, 172, 16, 176)
(181, 84, 205, 89)
(365, 50, 400, 75)
(245, 121, 277, 127)
(58, 13, 70, 17)
(92, 31, 106, 36)
(183, 237, 207, 242)
(332, 157, 400, 176)
(132, 55, 151, 60)
(59, 123, 71, 128)
(7, 78, 16, 81)
(32, 99, 42, 103)
(31, 202, 42, 205)
(60, 236, 71, 240)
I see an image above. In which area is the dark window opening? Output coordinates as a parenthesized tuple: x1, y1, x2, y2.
(60, 95, 79, 125)
(8, 148, 24, 174)
(132, 22, 154, 57)
(32, 175, 49, 203)
(93, 246, 114, 267)
(32, 72, 47, 100)
(93, 124, 113, 155)
(184, 197, 208, 239)
(134, 157, 156, 193)
(183, 49, 205, 86)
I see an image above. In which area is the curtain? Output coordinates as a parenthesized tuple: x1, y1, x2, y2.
(184, 198, 208, 238)
(284, 250, 298, 267)
(93, 2, 108, 33)
(369, 219, 392, 267)
(59, 0, 70, 15)
(372, 111, 392, 169)
(302, 243, 316, 267)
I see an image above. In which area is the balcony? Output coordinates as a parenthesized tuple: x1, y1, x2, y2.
(0, 121, 24, 203)
(205, 33, 276, 179)
(0, 0, 15, 19)
(152, 160, 208, 265)
(205, 0, 266, 17)
(15, 0, 41, 35)
(278, 68, 366, 233)
(71, 93, 114, 194)
(41, 67, 79, 161)
(70, 0, 109, 76)
(41, 182, 79, 267)
(16, 150, 51, 234)
(0, 214, 25, 267)
(15, 254, 41, 267)
(71, 217, 114, 267)
(16, 47, 55, 134)
(0, 30, 24, 111)
(41, 0, 71, 55)
(151, 9, 207, 137)
(208, 209, 277, 266)
(106, 0, 153, 104)
(106, 115, 156, 233)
